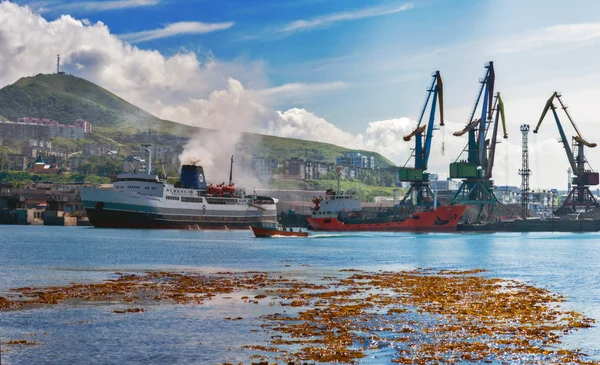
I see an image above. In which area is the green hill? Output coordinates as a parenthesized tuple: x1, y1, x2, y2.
(0, 73, 183, 132)
(0, 74, 394, 167)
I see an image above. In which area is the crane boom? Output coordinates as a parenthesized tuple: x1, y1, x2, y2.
(550, 105, 578, 173)
(403, 125, 426, 142)
(555, 94, 597, 148)
(401, 71, 443, 170)
(534, 93, 556, 133)
(485, 93, 506, 179)
(422, 83, 440, 169)
(452, 119, 478, 137)
(416, 73, 437, 128)
(436, 71, 444, 126)
(534, 92, 596, 173)
(497, 93, 507, 139)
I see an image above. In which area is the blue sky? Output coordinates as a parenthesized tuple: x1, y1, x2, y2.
(5, 0, 600, 187)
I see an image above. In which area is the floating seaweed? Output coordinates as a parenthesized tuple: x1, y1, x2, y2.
(0, 269, 597, 364)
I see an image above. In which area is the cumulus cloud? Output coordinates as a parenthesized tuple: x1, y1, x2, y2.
(269, 109, 416, 167)
(121, 21, 235, 43)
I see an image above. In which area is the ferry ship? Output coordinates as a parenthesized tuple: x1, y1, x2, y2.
(306, 190, 467, 232)
(80, 159, 277, 229)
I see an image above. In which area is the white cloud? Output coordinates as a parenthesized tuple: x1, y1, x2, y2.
(271, 108, 361, 147)
(279, 2, 413, 34)
(121, 21, 235, 43)
(55, 0, 161, 12)
(491, 23, 600, 55)
(259, 81, 348, 96)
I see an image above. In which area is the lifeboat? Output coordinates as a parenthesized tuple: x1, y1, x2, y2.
(222, 184, 236, 195)
(207, 185, 222, 195)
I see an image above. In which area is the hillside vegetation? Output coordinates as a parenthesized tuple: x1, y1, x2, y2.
(0, 73, 395, 168)
(244, 134, 394, 167)
(0, 171, 110, 187)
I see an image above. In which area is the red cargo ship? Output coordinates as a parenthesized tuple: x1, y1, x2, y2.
(306, 191, 467, 232)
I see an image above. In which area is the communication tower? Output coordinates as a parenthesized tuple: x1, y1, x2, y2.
(57, 54, 60, 74)
(519, 125, 531, 218)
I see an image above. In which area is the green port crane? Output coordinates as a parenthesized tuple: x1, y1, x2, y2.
(450, 62, 508, 221)
(398, 71, 444, 207)
(534, 92, 599, 214)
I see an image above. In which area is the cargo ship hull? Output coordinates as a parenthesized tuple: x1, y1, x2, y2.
(85, 206, 270, 229)
(307, 206, 467, 232)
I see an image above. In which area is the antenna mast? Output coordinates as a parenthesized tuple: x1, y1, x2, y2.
(141, 144, 151, 175)
(229, 155, 234, 185)
(519, 124, 531, 218)
(57, 54, 60, 74)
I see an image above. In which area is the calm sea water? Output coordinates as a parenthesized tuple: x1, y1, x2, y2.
(1, 226, 600, 364)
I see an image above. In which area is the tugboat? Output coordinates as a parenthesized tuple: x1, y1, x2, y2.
(251, 221, 309, 238)
(306, 189, 467, 232)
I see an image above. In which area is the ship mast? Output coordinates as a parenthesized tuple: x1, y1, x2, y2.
(229, 155, 234, 185)
(142, 144, 151, 175)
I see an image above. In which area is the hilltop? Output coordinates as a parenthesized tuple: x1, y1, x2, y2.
(0, 73, 180, 132)
(0, 73, 394, 167)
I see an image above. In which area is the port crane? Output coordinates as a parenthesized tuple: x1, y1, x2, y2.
(398, 71, 444, 207)
(534, 92, 599, 214)
(450, 62, 507, 220)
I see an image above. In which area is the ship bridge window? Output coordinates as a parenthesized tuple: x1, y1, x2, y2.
(181, 197, 202, 203)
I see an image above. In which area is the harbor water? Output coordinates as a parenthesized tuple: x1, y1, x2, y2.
(1, 226, 600, 364)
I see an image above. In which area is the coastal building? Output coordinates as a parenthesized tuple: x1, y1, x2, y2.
(22, 139, 54, 159)
(7, 154, 27, 171)
(430, 179, 460, 191)
(122, 155, 146, 173)
(305, 161, 335, 179)
(83, 144, 119, 157)
(30, 155, 61, 174)
(0, 182, 89, 225)
(0, 118, 87, 140)
(74, 119, 92, 133)
(495, 186, 521, 204)
(281, 158, 337, 180)
(67, 156, 86, 171)
(249, 157, 275, 182)
(282, 158, 306, 180)
(336, 152, 375, 170)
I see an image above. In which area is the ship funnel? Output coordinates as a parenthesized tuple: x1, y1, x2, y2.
(180, 165, 208, 190)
